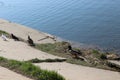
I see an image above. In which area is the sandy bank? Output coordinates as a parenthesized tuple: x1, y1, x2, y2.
(0, 19, 55, 44)
(0, 38, 64, 61)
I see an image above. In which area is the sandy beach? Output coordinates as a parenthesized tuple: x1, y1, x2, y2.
(0, 19, 55, 44)
(0, 19, 120, 80)
(0, 38, 64, 61)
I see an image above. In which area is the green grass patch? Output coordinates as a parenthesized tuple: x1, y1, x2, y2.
(91, 50, 107, 60)
(35, 42, 71, 58)
(67, 58, 90, 66)
(0, 30, 10, 37)
(36, 43, 56, 52)
(0, 30, 9, 35)
(0, 57, 65, 80)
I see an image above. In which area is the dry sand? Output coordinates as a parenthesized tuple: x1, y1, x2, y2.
(0, 38, 64, 61)
(0, 19, 120, 80)
(0, 19, 55, 44)
(0, 66, 33, 80)
(35, 62, 120, 80)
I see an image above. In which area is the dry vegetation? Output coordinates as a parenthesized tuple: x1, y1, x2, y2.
(35, 42, 120, 72)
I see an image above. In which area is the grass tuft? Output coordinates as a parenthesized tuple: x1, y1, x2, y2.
(0, 30, 10, 37)
(0, 57, 65, 80)
(0, 30, 9, 35)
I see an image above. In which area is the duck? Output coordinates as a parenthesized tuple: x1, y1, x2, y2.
(11, 34, 19, 41)
(27, 35, 35, 46)
(68, 45, 82, 58)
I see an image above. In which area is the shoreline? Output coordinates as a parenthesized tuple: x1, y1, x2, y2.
(0, 19, 120, 80)
(57, 36, 120, 55)
(1, 18, 120, 54)
(0, 18, 98, 50)
(0, 19, 56, 44)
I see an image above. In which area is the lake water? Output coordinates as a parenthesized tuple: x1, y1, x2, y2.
(0, 0, 120, 51)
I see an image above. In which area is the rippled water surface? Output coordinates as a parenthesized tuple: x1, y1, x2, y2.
(0, 0, 120, 51)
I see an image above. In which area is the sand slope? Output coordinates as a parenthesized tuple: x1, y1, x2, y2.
(35, 62, 120, 80)
(0, 19, 55, 44)
(0, 38, 64, 61)
(0, 66, 33, 80)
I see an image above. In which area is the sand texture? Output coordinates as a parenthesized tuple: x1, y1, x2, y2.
(35, 62, 120, 80)
(0, 38, 64, 61)
(0, 19, 55, 44)
(0, 66, 33, 80)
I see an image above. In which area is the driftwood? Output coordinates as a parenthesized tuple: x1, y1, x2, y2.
(106, 61, 120, 72)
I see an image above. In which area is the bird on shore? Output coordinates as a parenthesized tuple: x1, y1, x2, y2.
(11, 34, 19, 41)
(68, 45, 82, 58)
(27, 35, 35, 46)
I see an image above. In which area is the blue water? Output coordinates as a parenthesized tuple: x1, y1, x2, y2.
(0, 0, 120, 51)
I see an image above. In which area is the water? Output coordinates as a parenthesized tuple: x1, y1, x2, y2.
(0, 0, 120, 51)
